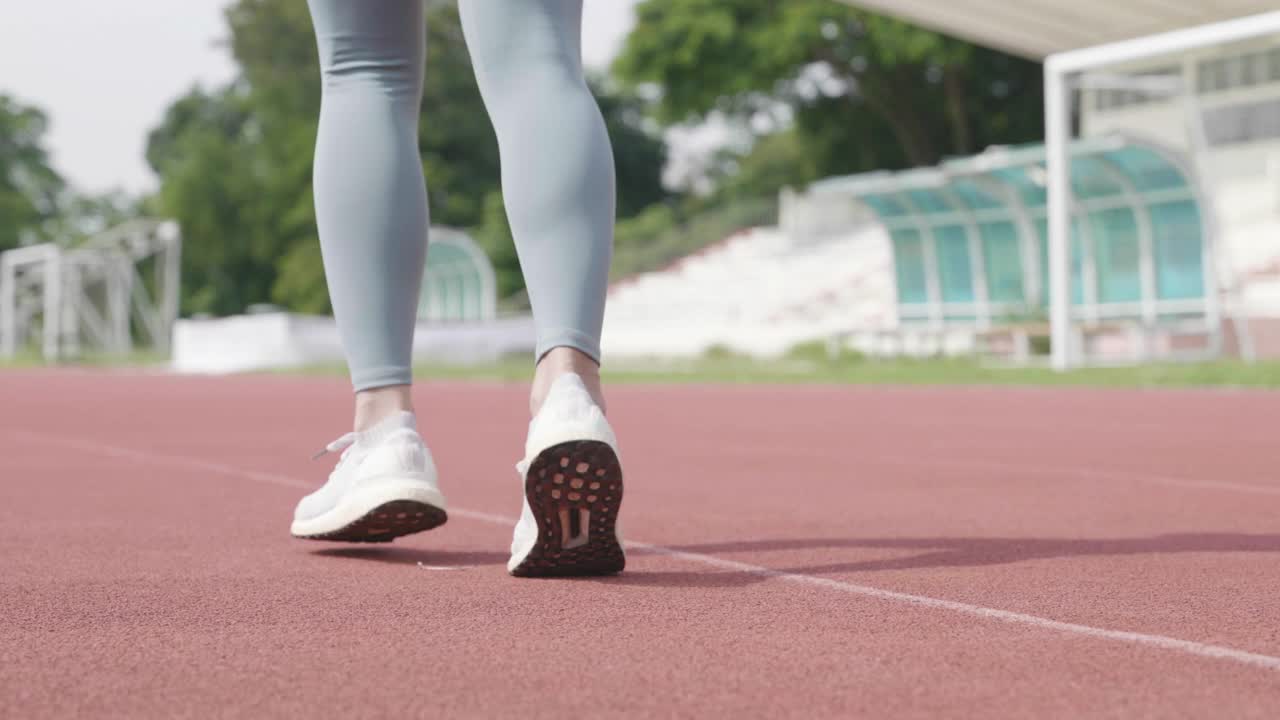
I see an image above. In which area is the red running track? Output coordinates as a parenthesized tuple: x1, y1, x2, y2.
(3, 371, 1279, 718)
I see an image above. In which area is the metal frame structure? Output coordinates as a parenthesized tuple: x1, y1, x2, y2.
(809, 134, 1216, 364)
(1043, 10, 1280, 369)
(418, 226, 498, 323)
(0, 244, 62, 359)
(0, 219, 182, 361)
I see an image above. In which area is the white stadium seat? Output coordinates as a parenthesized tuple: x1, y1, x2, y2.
(601, 225, 896, 358)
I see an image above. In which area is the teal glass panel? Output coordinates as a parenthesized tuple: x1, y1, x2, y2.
(1036, 218, 1048, 307)
(1103, 147, 1188, 192)
(422, 241, 483, 320)
(863, 194, 909, 217)
(951, 179, 1003, 209)
(934, 225, 974, 303)
(906, 189, 952, 213)
(1070, 156, 1124, 200)
(979, 221, 1024, 303)
(1035, 217, 1086, 306)
(891, 228, 929, 304)
(1089, 208, 1142, 303)
(1150, 200, 1205, 299)
(991, 168, 1046, 207)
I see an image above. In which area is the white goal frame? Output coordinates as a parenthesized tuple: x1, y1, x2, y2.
(0, 219, 182, 361)
(1043, 11, 1280, 370)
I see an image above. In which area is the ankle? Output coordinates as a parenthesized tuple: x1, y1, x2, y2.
(532, 347, 605, 416)
(353, 385, 415, 432)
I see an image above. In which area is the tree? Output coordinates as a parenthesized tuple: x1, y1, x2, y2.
(614, 0, 1044, 175)
(595, 80, 669, 218)
(45, 190, 142, 245)
(0, 95, 65, 251)
(710, 129, 817, 202)
(146, 86, 274, 315)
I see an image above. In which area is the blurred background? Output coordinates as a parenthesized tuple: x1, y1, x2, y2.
(2, 0, 1279, 386)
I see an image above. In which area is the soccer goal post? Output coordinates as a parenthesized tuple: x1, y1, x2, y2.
(1043, 10, 1280, 370)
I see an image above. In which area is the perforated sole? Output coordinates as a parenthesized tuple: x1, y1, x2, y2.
(510, 440, 625, 578)
(294, 500, 447, 543)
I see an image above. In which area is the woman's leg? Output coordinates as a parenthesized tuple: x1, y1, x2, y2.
(309, 0, 428, 429)
(459, 0, 615, 415)
(293, 0, 445, 544)
(461, 0, 625, 577)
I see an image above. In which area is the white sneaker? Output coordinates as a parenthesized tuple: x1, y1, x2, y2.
(291, 411, 448, 542)
(508, 374, 625, 577)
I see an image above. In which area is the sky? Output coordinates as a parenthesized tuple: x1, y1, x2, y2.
(0, 0, 640, 196)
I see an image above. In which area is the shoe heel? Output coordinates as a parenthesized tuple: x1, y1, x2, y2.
(511, 440, 625, 577)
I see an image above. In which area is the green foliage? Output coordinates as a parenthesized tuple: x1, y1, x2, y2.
(53, 191, 142, 242)
(701, 343, 747, 361)
(146, 1, 504, 315)
(147, 86, 278, 315)
(615, 0, 1044, 173)
(419, 7, 502, 227)
(611, 196, 776, 280)
(711, 129, 818, 202)
(147, 0, 668, 314)
(137, 0, 1048, 318)
(271, 239, 331, 315)
(147, 1, 508, 315)
(1, 95, 144, 254)
(14, 0, 1068, 348)
(595, 80, 670, 218)
(0, 95, 65, 251)
(785, 339, 864, 364)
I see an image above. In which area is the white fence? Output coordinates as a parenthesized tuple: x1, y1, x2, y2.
(171, 312, 536, 375)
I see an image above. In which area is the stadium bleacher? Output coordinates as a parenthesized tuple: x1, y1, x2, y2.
(601, 225, 895, 357)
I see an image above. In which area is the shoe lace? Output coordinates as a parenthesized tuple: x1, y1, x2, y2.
(312, 432, 357, 464)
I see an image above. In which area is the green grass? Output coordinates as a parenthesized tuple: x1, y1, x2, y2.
(7, 347, 1280, 389)
(596, 355, 1280, 389)
(386, 352, 1280, 389)
(0, 349, 168, 369)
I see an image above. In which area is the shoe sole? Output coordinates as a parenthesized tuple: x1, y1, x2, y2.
(510, 440, 625, 578)
(291, 480, 448, 543)
(294, 499, 447, 543)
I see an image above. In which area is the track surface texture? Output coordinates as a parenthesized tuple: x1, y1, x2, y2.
(3, 370, 1279, 718)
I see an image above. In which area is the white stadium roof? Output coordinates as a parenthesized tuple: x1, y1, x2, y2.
(837, 0, 1280, 60)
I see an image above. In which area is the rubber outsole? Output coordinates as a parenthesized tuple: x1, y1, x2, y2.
(293, 500, 447, 543)
(510, 440, 625, 578)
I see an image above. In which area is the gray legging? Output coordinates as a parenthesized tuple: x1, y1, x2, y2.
(308, 0, 615, 391)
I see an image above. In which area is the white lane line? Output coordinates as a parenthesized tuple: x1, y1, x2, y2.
(623, 541, 1280, 670)
(20, 431, 1280, 673)
(16, 433, 312, 491)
